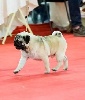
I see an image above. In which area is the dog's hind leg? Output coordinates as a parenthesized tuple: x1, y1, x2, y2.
(41, 56, 50, 74)
(52, 53, 64, 71)
(63, 55, 68, 70)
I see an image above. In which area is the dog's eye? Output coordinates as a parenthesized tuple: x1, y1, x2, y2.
(58, 33, 61, 36)
(22, 43, 24, 45)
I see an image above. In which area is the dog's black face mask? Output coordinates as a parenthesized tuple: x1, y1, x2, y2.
(14, 35, 30, 51)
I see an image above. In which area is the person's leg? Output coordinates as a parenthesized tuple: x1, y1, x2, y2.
(68, 0, 85, 36)
(68, 0, 82, 27)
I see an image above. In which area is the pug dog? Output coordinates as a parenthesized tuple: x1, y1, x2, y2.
(14, 31, 68, 74)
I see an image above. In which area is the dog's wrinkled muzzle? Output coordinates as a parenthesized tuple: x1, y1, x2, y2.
(14, 35, 26, 50)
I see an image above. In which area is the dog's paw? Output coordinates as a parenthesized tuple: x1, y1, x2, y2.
(63, 68, 68, 71)
(52, 68, 57, 71)
(44, 72, 50, 74)
(44, 68, 50, 74)
(13, 70, 19, 74)
(44, 71, 50, 74)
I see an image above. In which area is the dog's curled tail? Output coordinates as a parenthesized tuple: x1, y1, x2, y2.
(52, 31, 63, 37)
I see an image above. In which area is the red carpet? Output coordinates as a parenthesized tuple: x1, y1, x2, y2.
(0, 30, 85, 100)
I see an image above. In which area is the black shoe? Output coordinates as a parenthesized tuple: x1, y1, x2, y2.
(73, 25, 85, 37)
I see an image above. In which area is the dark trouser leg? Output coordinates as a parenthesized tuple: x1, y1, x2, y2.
(68, 0, 82, 27)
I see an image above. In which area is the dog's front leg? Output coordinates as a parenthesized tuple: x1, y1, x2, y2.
(14, 56, 28, 74)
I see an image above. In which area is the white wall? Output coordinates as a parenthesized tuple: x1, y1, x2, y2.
(49, 2, 69, 29)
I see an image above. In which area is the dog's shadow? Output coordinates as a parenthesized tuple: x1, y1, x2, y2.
(2, 70, 70, 83)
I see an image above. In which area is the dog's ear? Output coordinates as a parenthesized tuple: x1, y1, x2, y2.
(23, 35, 30, 44)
